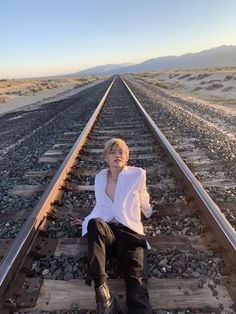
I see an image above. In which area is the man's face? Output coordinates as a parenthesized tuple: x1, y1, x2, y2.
(106, 144, 128, 169)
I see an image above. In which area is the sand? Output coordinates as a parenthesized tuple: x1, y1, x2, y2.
(132, 69, 236, 116)
(0, 78, 105, 116)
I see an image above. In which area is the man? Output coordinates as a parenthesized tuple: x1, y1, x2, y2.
(72, 138, 153, 314)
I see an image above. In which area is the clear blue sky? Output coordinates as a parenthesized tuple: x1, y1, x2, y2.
(1, 0, 236, 78)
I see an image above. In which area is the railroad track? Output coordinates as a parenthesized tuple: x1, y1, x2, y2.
(0, 76, 236, 313)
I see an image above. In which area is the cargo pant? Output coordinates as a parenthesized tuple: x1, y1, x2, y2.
(86, 218, 152, 314)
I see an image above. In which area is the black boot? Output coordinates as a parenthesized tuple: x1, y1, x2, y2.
(95, 281, 121, 314)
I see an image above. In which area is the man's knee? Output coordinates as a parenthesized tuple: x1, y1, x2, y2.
(87, 219, 115, 245)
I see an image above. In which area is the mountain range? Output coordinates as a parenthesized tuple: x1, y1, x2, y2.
(70, 45, 236, 76)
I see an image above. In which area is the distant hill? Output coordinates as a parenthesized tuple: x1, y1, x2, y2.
(70, 63, 133, 77)
(71, 45, 236, 76)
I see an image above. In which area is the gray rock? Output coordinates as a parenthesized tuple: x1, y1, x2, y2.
(64, 264, 73, 273)
(64, 272, 74, 280)
(158, 258, 168, 267)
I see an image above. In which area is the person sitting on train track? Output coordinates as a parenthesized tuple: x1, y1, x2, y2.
(72, 138, 153, 314)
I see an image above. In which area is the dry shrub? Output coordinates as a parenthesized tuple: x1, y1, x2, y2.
(0, 94, 12, 102)
(206, 83, 224, 90)
(192, 87, 203, 92)
(222, 86, 234, 92)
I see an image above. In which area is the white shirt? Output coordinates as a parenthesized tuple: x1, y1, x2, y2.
(82, 165, 153, 237)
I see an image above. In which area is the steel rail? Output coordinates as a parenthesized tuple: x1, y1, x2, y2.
(0, 77, 116, 300)
(122, 77, 236, 267)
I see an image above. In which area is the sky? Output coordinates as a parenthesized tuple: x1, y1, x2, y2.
(1, 0, 236, 79)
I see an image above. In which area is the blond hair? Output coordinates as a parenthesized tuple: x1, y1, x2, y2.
(103, 138, 129, 160)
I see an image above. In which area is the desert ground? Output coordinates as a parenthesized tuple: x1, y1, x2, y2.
(0, 76, 105, 115)
(131, 67, 236, 116)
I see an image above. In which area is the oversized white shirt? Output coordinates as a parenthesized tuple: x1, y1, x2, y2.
(82, 165, 153, 237)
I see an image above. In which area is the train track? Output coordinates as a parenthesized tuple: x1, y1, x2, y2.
(0, 76, 236, 313)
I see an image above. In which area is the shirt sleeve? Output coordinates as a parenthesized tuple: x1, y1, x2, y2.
(140, 170, 153, 218)
(81, 205, 101, 236)
(82, 173, 102, 236)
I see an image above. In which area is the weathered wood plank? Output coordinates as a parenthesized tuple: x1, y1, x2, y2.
(95, 130, 147, 134)
(54, 235, 206, 258)
(43, 150, 65, 156)
(84, 146, 156, 153)
(24, 170, 53, 179)
(0, 209, 30, 222)
(216, 201, 236, 213)
(67, 182, 175, 192)
(79, 153, 159, 161)
(73, 185, 95, 191)
(54, 238, 87, 257)
(38, 156, 64, 163)
(94, 123, 143, 130)
(89, 134, 153, 140)
(53, 143, 73, 149)
(179, 150, 205, 158)
(202, 179, 235, 188)
(63, 203, 190, 219)
(8, 185, 45, 196)
(88, 138, 155, 146)
(153, 203, 190, 217)
(149, 235, 206, 251)
(0, 239, 13, 258)
(22, 278, 233, 312)
(63, 132, 80, 136)
(72, 164, 170, 177)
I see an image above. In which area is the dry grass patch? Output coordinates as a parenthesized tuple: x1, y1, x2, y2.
(0, 75, 105, 105)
